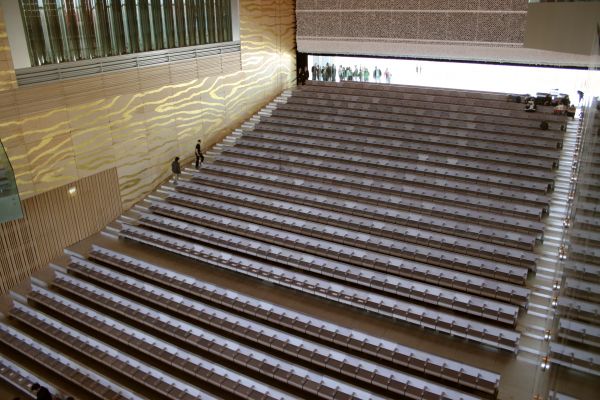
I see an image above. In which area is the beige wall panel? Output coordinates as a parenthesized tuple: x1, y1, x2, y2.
(62, 75, 104, 97)
(20, 108, 70, 145)
(0, 168, 122, 294)
(3, 143, 34, 197)
(27, 133, 78, 193)
(0, 0, 296, 291)
(74, 146, 116, 178)
(16, 83, 63, 106)
(0, 121, 24, 149)
(0, 0, 295, 205)
(0, 7, 15, 92)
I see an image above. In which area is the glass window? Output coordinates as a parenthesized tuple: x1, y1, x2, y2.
(19, 0, 235, 67)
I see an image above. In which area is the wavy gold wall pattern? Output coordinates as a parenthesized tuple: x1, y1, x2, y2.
(0, 0, 296, 209)
(0, 6, 16, 92)
(0, 168, 122, 294)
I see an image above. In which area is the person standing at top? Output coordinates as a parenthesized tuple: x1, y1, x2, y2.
(363, 67, 370, 82)
(373, 66, 381, 83)
(338, 65, 344, 81)
(171, 156, 182, 184)
(384, 68, 391, 84)
(195, 140, 204, 168)
(331, 64, 337, 82)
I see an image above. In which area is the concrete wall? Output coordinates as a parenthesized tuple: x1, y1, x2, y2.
(525, 2, 600, 56)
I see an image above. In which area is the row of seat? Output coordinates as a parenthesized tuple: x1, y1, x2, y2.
(294, 81, 558, 121)
(147, 201, 523, 323)
(10, 303, 230, 400)
(301, 81, 563, 119)
(152, 197, 533, 284)
(276, 102, 562, 149)
(224, 143, 549, 209)
(0, 357, 60, 400)
(549, 342, 600, 377)
(569, 243, 600, 266)
(27, 284, 391, 400)
(118, 224, 522, 352)
(0, 324, 143, 400)
(558, 318, 600, 348)
(571, 228, 600, 246)
(47, 268, 479, 400)
(141, 205, 529, 307)
(254, 121, 557, 170)
(574, 215, 600, 233)
(563, 261, 600, 284)
(203, 161, 547, 221)
(232, 137, 553, 195)
(557, 295, 600, 326)
(564, 278, 600, 303)
(135, 209, 522, 325)
(164, 190, 536, 267)
(170, 184, 538, 251)
(286, 92, 565, 133)
(181, 175, 545, 241)
(242, 129, 556, 186)
(87, 245, 502, 395)
(264, 114, 560, 162)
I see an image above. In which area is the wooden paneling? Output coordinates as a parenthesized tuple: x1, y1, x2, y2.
(0, 5, 16, 92)
(0, 168, 122, 294)
(0, 0, 296, 209)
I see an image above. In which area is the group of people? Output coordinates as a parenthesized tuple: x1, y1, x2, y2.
(308, 63, 392, 84)
(171, 139, 204, 184)
(510, 91, 581, 119)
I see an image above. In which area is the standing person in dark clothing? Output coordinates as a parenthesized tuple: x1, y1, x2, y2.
(171, 157, 182, 184)
(195, 140, 204, 168)
(30, 383, 52, 400)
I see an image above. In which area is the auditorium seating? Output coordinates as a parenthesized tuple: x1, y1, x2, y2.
(176, 177, 545, 241)
(85, 245, 502, 395)
(119, 223, 521, 352)
(42, 266, 480, 399)
(167, 185, 539, 251)
(21, 286, 374, 400)
(0, 324, 143, 400)
(543, 97, 600, 398)
(219, 145, 552, 203)
(254, 120, 557, 169)
(3, 81, 572, 399)
(549, 343, 600, 376)
(147, 200, 533, 280)
(238, 130, 553, 193)
(0, 357, 64, 400)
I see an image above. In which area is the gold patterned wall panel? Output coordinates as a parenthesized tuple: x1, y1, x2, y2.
(0, 5, 15, 91)
(0, 0, 296, 209)
(0, 168, 122, 294)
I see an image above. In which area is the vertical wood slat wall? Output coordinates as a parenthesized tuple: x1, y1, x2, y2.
(0, 168, 122, 294)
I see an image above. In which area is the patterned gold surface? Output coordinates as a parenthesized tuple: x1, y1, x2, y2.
(0, 0, 296, 208)
(0, 6, 16, 92)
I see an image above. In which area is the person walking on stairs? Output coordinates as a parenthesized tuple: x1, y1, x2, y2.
(172, 157, 181, 184)
(195, 140, 204, 168)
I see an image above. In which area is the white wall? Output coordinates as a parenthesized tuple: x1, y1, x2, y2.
(231, 0, 240, 42)
(0, 0, 31, 69)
